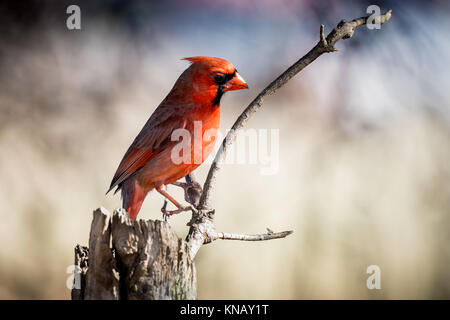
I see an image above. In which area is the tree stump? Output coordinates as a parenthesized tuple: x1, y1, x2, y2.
(72, 207, 196, 300)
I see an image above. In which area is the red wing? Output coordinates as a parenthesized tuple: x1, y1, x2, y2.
(107, 107, 188, 194)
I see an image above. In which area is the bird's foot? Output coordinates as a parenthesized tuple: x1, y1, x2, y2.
(161, 203, 197, 222)
(171, 180, 202, 208)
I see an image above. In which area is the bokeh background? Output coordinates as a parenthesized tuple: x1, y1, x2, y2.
(0, 0, 449, 299)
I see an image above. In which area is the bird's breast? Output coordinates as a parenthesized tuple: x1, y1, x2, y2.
(192, 105, 220, 163)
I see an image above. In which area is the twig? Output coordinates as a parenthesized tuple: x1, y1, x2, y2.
(186, 10, 393, 258)
(217, 230, 293, 241)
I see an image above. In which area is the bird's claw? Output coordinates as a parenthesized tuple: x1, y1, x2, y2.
(161, 205, 197, 222)
(172, 180, 202, 208)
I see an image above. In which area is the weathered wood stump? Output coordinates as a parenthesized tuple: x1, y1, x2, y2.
(72, 207, 196, 300)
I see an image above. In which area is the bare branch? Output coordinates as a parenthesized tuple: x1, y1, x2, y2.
(186, 10, 393, 258)
(217, 230, 293, 241)
(199, 9, 392, 211)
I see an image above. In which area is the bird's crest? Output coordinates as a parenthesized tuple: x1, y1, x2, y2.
(182, 56, 232, 69)
(182, 56, 212, 64)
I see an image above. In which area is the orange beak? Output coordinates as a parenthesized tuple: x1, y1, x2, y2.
(224, 72, 248, 91)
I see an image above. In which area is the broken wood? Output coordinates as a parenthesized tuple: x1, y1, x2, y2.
(72, 208, 196, 300)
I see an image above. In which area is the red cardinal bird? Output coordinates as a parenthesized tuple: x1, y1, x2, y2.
(107, 57, 248, 220)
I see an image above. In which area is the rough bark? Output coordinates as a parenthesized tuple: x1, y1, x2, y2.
(71, 207, 196, 300)
(84, 207, 120, 299)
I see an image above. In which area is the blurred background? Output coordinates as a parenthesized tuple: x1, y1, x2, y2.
(0, 0, 449, 299)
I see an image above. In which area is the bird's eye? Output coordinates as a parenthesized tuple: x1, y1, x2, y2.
(214, 74, 227, 85)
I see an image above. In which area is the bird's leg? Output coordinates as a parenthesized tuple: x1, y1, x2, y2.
(161, 197, 169, 221)
(156, 186, 194, 220)
(171, 174, 203, 208)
